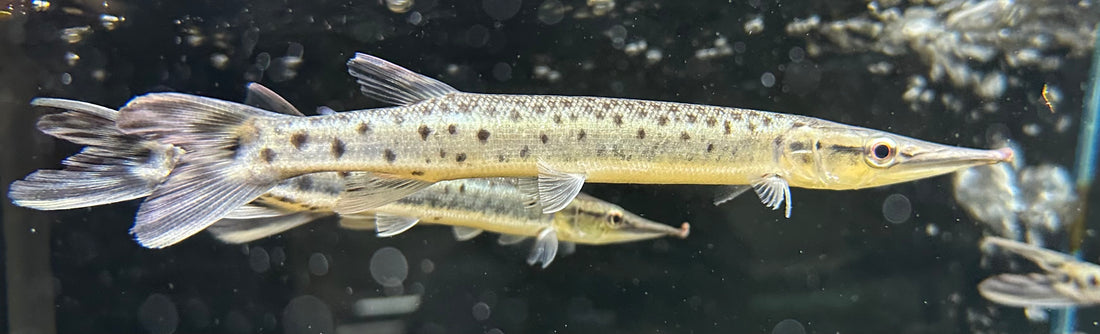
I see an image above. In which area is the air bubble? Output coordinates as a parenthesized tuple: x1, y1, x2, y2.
(249, 246, 270, 273)
(882, 193, 912, 224)
(537, 0, 565, 25)
(760, 72, 776, 88)
(771, 319, 806, 334)
(308, 253, 329, 276)
(370, 247, 409, 287)
(138, 294, 179, 334)
(472, 302, 491, 321)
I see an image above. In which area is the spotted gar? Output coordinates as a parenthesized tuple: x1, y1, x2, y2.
(114, 53, 1013, 248)
(10, 95, 688, 266)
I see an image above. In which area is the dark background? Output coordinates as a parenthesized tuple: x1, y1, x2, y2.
(1, 0, 1097, 333)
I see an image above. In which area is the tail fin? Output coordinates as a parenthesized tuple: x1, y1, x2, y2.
(117, 93, 292, 248)
(9, 98, 182, 210)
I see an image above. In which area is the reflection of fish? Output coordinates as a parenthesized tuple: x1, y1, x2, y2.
(979, 237, 1100, 307)
(112, 53, 1014, 248)
(9, 92, 687, 267)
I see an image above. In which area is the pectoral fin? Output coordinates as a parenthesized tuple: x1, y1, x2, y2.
(751, 174, 792, 218)
(713, 185, 752, 206)
(527, 227, 560, 269)
(374, 213, 420, 237)
(535, 161, 586, 214)
(452, 226, 484, 241)
(335, 173, 433, 214)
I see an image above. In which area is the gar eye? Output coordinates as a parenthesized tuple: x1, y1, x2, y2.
(866, 138, 898, 167)
(606, 211, 624, 226)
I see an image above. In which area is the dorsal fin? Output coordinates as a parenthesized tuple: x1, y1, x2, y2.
(346, 53, 459, 106)
(244, 83, 305, 116)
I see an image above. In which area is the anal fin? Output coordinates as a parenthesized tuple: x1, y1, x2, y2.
(207, 212, 327, 244)
(452, 226, 484, 241)
(498, 234, 528, 245)
(338, 213, 377, 230)
(374, 213, 420, 237)
(713, 185, 751, 206)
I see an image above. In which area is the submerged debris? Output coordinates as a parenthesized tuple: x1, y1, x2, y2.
(787, 0, 1097, 107)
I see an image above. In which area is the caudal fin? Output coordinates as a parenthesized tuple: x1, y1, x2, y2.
(9, 98, 182, 210)
(117, 93, 292, 248)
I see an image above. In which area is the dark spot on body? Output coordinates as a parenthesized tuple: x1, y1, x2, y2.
(815, 141, 822, 150)
(792, 121, 806, 128)
(331, 139, 346, 159)
(577, 129, 587, 141)
(296, 176, 313, 189)
(456, 153, 467, 162)
(747, 122, 757, 132)
(789, 142, 806, 151)
(637, 128, 646, 139)
(418, 125, 432, 141)
(731, 147, 738, 157)
(439, 149, 447, 158)
(685, 114, 697, 123)
(595, 110, 605, 120)
(520, 145, 530, 158)
(706, 143, 715, 152)
(774, 136, 784, 147)
(613, 114, 623, 126)
(260, 148, 276, 163)
(561, 100, 573, 107)
(706, 117, 717, 127)
(290, 132, 308, 149)
(658, 116, 669, 126)
(357, 122, 371, 134)
(1090, 275, 1099, 286)
(510, 110, 522, 121)
(383, 149, 396, 163)
(553, 114, 562, 124)
(411, 170, 425, 176)
(724, 120, 732, 135)
(338, 172, 351, 178)
(459, 184, 466, 193)
(540, 133, 549, 144)
(680, 132, 691, 141)
(477, 129, 491, 143)
(498, 154, 506, 162)
(731, 113, 743, 121)
(447, 124, 457, 134)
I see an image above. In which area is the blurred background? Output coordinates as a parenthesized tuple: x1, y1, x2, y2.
(1, 0, 1098, 333)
